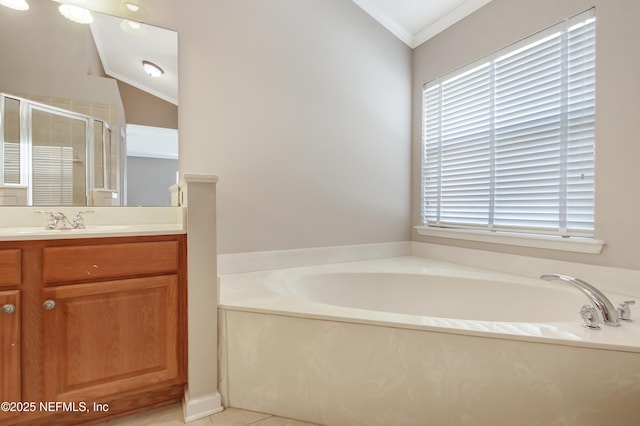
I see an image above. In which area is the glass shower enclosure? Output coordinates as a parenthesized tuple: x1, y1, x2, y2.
(0, 93, 116, 206)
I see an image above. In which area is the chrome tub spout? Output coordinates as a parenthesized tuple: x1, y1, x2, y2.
(540, 273, 620, 327)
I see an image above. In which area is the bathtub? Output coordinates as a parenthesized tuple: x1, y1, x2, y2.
(218, 256, 640, 425)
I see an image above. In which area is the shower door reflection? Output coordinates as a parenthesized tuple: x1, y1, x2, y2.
(0, 93, 117, 206)
(30, 107, 87, 205)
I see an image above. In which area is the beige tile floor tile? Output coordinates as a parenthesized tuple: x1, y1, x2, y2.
(107, 403, 211, 426)
(209, 407, 271, 425)
(105, 403, 322, 426)
(250, 416, 320, 426)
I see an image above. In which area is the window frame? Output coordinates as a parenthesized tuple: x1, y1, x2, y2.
(416, 9, 602, 253)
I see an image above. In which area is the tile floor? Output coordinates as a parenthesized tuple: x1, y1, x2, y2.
(103, 403, 322, 426)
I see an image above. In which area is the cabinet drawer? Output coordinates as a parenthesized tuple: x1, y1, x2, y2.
(0, 249, 21, 287)
(43, 240, 180, 284)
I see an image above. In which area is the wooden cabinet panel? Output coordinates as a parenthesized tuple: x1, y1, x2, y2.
(42, 275, 182, 402)
(0, 250, 21, 288)
(0, 290, 20, 403)
(42, 241, 179, 284)
(0, 235, 186, 424)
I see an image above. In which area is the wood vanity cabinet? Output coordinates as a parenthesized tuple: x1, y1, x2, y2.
(1, 290, 20, 404)
(0, 249, 21, 408)
(0, 235, 187, 426)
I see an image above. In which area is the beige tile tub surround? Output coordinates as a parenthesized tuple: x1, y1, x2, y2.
(220, 309, 640, 426)
(218, 242, 640, 424)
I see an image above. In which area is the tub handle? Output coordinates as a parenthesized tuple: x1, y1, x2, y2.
(578, 305, 600, 329)
(618, 300, 635, 321)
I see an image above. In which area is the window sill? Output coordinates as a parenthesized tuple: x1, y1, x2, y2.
(414, 226, 605, 254)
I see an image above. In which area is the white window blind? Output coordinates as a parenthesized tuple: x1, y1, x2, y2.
(32, 146, 74, 206)
(3, 141, 20, 184)
(422, 9, 595, 238)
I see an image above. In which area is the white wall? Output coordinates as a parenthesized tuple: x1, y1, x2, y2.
(145, 0, 412, 254)
(412, 0, 640, 270)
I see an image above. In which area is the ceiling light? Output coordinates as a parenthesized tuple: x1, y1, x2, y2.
(124, 20, 140, 30)
(119, 19, 148, 35)
(0, 0, 29, 11)
(142, 60, 164, 77)
(58, 4, 93, 24)
(126, 20, 141, 30)
(125, 2, 140, 12)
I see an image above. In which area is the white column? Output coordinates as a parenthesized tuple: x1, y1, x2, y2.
(180, 173, 223, 421)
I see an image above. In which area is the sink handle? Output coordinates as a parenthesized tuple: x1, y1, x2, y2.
(72, 210, 95, 229)
(35, 210, 71, 229)
(618, 300, 635, 321)
(579, 305, 601, 329)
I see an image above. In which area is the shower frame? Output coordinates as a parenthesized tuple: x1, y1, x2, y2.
(0, 93, 115, 206)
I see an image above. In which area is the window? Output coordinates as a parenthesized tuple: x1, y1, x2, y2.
(32, 146, 74, 206)
(421, 9, 595, 240)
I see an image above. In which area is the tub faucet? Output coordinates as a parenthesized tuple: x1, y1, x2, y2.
(540, 273, 620, 327)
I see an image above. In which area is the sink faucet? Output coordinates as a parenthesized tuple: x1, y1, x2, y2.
(36, 210, 94, 229)
(36, 211, 73, 230)
(540, 273, 620, 327)
(71, 210, 94, 229)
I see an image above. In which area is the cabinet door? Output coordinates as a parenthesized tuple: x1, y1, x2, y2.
(42, 275, 182, 402)
(0, 290, 20, 403)
(0, 249, 21, 288)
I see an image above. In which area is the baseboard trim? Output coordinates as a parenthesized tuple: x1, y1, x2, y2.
(183, 390, 223, 422)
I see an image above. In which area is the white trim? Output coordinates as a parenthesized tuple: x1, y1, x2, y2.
(352, 0, 493, 48)
(183, 390, 223, 423)
(182, 173, 220, 184)
(351, 0, 413, 46)
(411, 241, 639, 296)
(126, 124, 178, 160)
(218, 242, 411, 275)
(414, 226, 605, 254)
(412, 0, 493, 47)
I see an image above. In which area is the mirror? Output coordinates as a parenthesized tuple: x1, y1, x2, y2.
(0, 0, 178, 206)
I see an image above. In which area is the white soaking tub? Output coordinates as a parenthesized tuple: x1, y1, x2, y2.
(218, 256, 640, 426)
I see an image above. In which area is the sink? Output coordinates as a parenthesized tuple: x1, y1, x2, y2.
(0, 207, 186, 241)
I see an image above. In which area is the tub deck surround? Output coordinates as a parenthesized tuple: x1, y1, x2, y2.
(0, 206, 186, 240)
(217, 241, 411, 275)
(219, 255, 640, 425)
(220, 309, 640, 426)
(220, 256, 640, 352)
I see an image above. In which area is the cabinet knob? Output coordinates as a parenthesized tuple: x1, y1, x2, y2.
(42, 299, 57, 310)
(1, 304, 16, 315)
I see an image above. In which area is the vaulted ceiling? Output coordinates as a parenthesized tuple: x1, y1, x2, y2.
(54, 0, 492, 106)
(352, 0, 492, 48)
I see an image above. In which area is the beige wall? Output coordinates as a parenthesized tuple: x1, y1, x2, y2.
(4, 0, 638, 270)
(0, 0, 122, 109)
(117, 81, 178, 129)
(145, 0, 412, 254)
(0, 0, 126, 202)
(412, 0, 640, 270)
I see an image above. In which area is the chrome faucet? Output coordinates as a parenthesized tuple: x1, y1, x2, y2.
(71, 210, 94, 229)
(36, 211, 73, 230)
(540, 273, 620, 327)
(36, 210, 94, 229)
